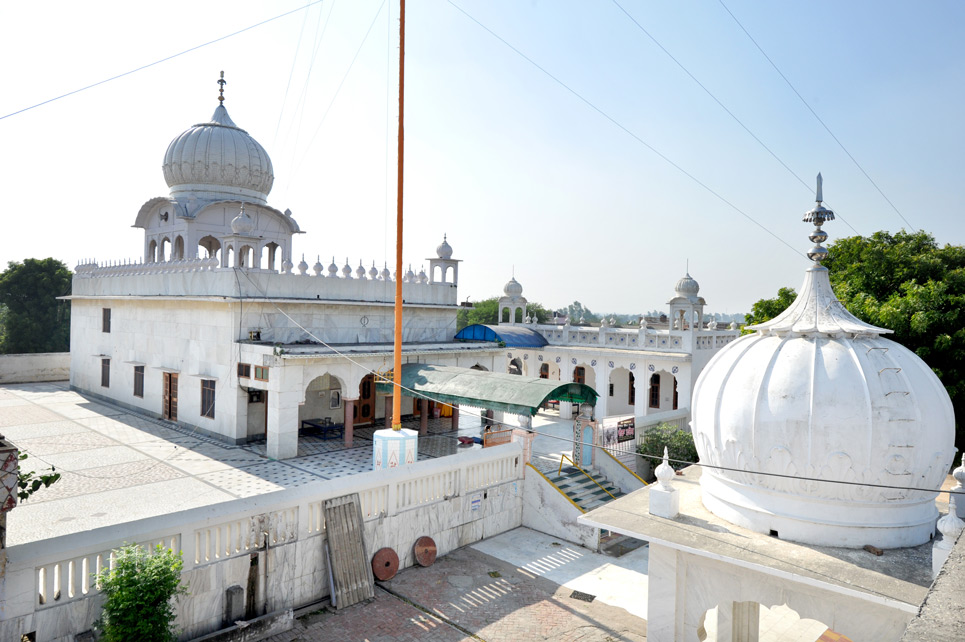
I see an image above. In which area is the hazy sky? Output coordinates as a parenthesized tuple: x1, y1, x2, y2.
(2, 1, 962, 315)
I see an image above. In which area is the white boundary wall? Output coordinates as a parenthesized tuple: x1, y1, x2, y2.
(1, 443, 524, 642)
(0, 353, 70, 384)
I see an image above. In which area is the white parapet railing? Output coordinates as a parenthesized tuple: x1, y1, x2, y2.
(11, 442, 523, 615)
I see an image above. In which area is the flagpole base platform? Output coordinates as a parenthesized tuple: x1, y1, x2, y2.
(373, 428, 419, 471)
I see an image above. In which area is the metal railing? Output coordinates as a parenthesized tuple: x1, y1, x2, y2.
(558, 454, 616, 501)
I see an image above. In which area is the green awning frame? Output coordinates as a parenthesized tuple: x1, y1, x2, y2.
(376, 363, 598, 416)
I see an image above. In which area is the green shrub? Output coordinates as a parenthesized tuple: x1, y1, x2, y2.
(637, 422, 698, 470)
(94, 543, 188, 642)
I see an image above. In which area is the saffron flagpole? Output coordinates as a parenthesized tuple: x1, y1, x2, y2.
(392, 0, 405, 431)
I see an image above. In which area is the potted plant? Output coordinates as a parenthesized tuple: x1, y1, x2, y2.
(636, 422, 698, 482)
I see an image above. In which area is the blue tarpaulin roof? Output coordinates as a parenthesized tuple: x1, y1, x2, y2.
(454, 324, 548, 348)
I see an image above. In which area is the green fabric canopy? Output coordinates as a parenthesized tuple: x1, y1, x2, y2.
(376, 363, 598, 416)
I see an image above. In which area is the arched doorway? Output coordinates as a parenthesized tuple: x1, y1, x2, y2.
(508, 358, 523, 375)
(302, 374, 344, 423)
(648, 371, 678, 412)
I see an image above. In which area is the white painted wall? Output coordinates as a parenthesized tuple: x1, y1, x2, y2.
(0, 353, 69, 383)
(0, 443, 524, 642)
(521, 467, 600, 550)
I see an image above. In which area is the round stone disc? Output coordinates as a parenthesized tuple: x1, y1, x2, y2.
(414, 536, 437, 567)
(372, 547, 399, 581)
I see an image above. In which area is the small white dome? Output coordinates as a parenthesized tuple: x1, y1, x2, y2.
(674, 273, 700, 299)
(162, 104, 274, 203)
(380, 264, 391, 281)
(503, 277, 523, 297)
(356, 262, 367, 280)
(436, 234, 453, 259)
(342, 260, 353, 279)
(369, 262, 379, 280)
(328, 257, 339, 277)
(230, 204, 254, 235)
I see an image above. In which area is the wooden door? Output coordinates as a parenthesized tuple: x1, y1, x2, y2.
(355, 374, 375, 425)
(163, 372, 179, 421)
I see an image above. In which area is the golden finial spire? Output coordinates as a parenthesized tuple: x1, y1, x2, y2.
(217, 71, 226, 104)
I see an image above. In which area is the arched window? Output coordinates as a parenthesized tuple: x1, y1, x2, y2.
(173, 236, 185, 260)
(160, 237, 170, 262)
(574, 366, 586, 385)
(148, 240, 157, 263)
(199, 236, 221, 261)
(629, 372, 635, 405)
(539, 363, 549, 379)
(649, 374, 660, 409)
(673, 378, 678, 410)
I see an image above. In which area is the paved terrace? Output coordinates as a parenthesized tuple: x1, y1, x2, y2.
(1, 382, 520, 547)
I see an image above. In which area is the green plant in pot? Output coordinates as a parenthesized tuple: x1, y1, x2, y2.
(636, 422, 698, 482)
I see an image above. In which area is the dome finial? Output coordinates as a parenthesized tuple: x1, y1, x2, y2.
(218, 71, 226, 104)
(803, 173, 835, 264)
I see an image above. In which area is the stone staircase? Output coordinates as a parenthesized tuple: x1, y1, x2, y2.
(546, 466, 625, 512)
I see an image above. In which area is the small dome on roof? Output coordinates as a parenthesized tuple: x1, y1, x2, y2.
(230, 203, 254, 235)
(675, 272, 700, 298)
(328, 257, 339, 277)
(503, 277, 523, 297)
(436, 234, 453, 259)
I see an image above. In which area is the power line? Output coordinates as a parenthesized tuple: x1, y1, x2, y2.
(716, 0, 916, 233)
(289, 0, 387, 184)
(445, 1, 805, 260)
(0, 0, 326, 122)
(235, 266, 958, 500)
(610, 0, 858, 236)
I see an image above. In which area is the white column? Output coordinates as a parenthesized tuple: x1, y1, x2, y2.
(559, 363, 573, 419)
(594, 363, 608, 420)
(716, 601, 760, 642)
(646, 544, 685, 642)
(634, 368, 647, 418)
(267, 364, 301, 460)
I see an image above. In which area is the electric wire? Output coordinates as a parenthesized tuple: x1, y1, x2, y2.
(0, 0, 326, 122)
(289, 0, 387, 183)
(611, 0, 858, 235)
(283, 0, 337, 191)
(717, 0, 916, 233)
(445, 1, 805, 260)
(234, 266, 960, 499)
(272, 0, 317, 145)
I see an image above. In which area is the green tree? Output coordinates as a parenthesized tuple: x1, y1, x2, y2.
(743, 286, 797, 331)
(456, 297, 554, 330)
(95, 543, 188, 642)
(0, 258, 72, 354)
(748, 231, 965, 449)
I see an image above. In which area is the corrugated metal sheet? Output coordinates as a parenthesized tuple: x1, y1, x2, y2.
(377, 363, 598, 416)
(324, 494, 375, 609)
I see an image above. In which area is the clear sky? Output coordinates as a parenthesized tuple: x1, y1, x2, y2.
(2, 1, 962, 316)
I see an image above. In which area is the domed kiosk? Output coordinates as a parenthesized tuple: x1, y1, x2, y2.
(692, 176, 955, 548)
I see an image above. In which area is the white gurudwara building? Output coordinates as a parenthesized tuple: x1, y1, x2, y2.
(580, 179, 958, 641)
(68, 82, 500, 461)
(67, 77, 739, 466)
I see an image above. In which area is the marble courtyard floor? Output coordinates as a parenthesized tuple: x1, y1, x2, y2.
(0, 381, 487, 546)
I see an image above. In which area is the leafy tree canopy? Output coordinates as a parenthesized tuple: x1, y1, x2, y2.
(0, 258, 72, 354)
(747, 230, 965, 447)
(457, 297, 554, 330)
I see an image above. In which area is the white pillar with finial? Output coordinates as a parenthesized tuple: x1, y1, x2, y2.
(649, 447, 679, 519)
(933, 494, 965, 578)
(951, 454, 965, 519)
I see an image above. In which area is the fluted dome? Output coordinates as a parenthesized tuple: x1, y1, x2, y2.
(674, 273, 700, 300)
(436, 234, 453, 259)
(162, 104, 274, 203)
(503, 277, 523, 297)
(692, 190, 955, 549)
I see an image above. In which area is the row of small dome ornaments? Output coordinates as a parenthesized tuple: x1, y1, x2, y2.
(73, 256, 431, 283)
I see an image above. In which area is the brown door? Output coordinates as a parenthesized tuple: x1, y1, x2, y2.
(355, 374, 375, 425)
(163, 372, 179, 421)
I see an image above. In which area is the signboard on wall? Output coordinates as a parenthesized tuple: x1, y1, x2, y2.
(617, 418, 635, 443)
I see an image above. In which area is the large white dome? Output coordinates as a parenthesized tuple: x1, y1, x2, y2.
(693, 196, 955, 548)
(162, 104, 274, 203)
